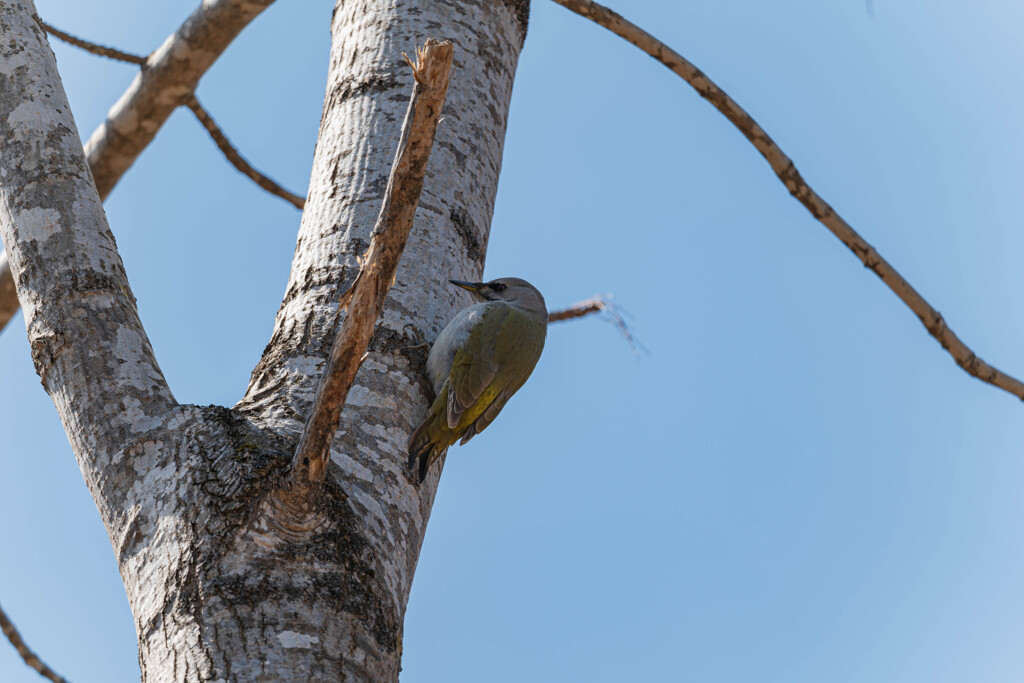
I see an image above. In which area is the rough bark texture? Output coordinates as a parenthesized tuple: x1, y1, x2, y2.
(1, 0, 525, 680)
(233, 1, 526, 676)
(0, 0, 278, 335)
(293, 39, 455, 484)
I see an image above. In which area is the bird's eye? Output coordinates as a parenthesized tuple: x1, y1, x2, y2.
(491, 283, 507, 293)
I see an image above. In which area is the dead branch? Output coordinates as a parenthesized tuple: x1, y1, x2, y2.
(548, 295, 640, 350)
(551, 0, 1024, 401)
(0, 601, 70, 683)
(0, 252, 16, 332)
(548, 299, 603, 323)
(185, 95, 306, 209)
(38, 18, 146, 65)
(291, 40, 455, 485)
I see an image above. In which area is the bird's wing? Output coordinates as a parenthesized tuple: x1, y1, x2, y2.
(451, 304, 547, 442)
(445, 305, 509, 429)
(459, 387, 514, 445)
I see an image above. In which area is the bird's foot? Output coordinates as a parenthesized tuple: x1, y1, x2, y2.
(401, 323, 430, 352)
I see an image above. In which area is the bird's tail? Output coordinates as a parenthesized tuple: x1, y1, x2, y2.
(407, 391, 451, 484)
(407, 421, 447, 484)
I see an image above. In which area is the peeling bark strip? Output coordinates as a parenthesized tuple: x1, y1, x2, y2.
(185, 94, 306, 210)
(0, 0, 277, 335)
(237, 3, 525, 676)
(0, 251, 15, 330)
(293, 40, 455, 484)
(0, 602, 69, 683)
(552, 0, 1024, 401)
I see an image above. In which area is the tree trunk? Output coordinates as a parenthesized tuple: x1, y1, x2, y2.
(0, 0, 526, 680)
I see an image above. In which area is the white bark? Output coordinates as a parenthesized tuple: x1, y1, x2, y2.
(0, 0, 177, 477)
(0, 0, 278, 335)
(1, 0, 527, 679)
(234, 0, 527, 674)
(291, 39, 455, 485)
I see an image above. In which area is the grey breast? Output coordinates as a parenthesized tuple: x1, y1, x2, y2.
(425, 301, 497, 394)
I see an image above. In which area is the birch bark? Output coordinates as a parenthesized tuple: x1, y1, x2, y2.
(0, 0, 526, 679)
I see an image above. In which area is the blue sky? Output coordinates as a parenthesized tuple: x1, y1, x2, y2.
(4, 0, 1024, 681)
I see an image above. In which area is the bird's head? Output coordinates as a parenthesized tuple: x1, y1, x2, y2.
(449, 277, 547, 315)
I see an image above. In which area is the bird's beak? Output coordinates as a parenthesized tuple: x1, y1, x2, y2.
(449, 279, 483, 292)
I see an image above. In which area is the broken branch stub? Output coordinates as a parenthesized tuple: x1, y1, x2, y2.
(291, 39, 455, 485)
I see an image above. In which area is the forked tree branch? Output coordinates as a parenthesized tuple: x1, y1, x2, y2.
(39, 17, 305, 212)
(83, 0, 278, 198)
(0, 16, 173, 683)
(0, 601, 70, 683)
(40, 14, 304, 210)
(551, 0, 1024, 401)
(291, 39, 455, 485)
(0, 1, 278, 335)
(185, 94, 306, 209)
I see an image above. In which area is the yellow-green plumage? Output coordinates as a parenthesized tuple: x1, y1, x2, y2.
(408, 278, 547, 483)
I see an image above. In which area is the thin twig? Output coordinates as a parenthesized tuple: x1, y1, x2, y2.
(291, 39, 455, 485)
(42, 16, 304, 210)
(548, 300, 603, 323)
(39, 16, 303, 211)
(0, 601, 70, 683)
(37, 18, 146, 65)
(80, 0, 278, 198)
(551, 0, 1024, 401)
(185, 95, 306, 210)
(549, 296, 641, 351)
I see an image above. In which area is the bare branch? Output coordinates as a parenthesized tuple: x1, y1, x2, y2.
(549, 295, 640, 351)
(38, 18, 146, 65)
(548, 299, 603, 323)
(185, 94, 306, 209)
(551, 0, 1024, 401)
(291, 39, 455, 485)
(84, 0, 278, 200)
(0, 0, 278, 336)
(0, 601, 70, 683)
(38, 17, 303, 209)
